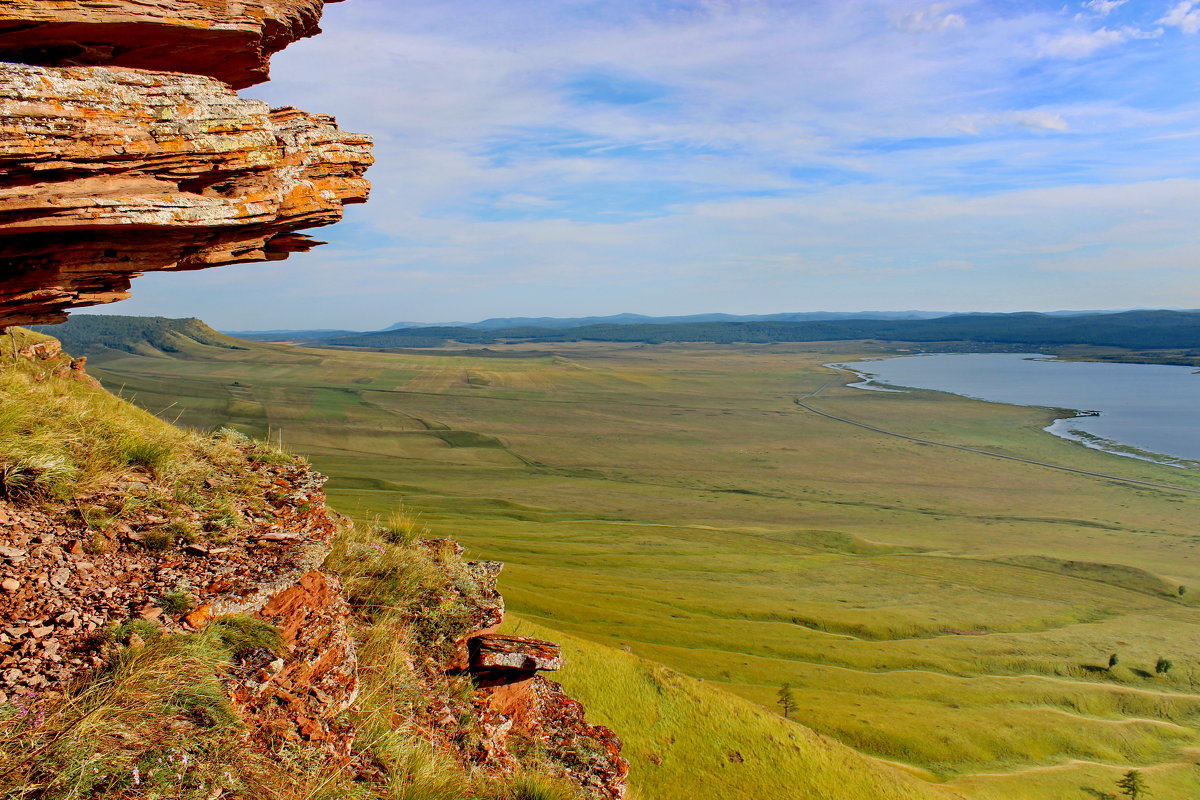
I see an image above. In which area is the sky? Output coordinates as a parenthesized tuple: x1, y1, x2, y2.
(93, 0, 1200, 330)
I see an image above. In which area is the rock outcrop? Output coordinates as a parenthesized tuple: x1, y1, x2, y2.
(0, 0, 338, 89)
(0, 0, 371, 327)
(467, 634, 629, 799)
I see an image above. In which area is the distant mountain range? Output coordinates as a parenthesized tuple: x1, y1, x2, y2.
(224, 308, 1193, 341)
(384, 310, 952, 331)
(38, 310, 1200, 362)
(320, 310, 1200, 352)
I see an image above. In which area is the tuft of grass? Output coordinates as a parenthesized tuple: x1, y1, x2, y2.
(0, 621, 264, 798)
(497, 773, 584, 800)
(378, 506, 429, 545)
(155, 590, 194, 615)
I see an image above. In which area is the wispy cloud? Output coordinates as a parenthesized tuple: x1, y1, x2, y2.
(1082, 0, 1129, 18)
(1039, 25, 1162, 59)
(1160, 1, 1200, 33)
(98, 0, 1199, 328)
(894, 3, 966, 33)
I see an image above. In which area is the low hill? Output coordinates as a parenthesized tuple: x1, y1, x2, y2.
(32, 315, 246, 358)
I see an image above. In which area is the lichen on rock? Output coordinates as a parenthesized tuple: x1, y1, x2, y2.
(0, 62, 372, 327)
(0, 0, 371, 328)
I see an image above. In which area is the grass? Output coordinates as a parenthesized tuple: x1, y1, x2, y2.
(504, 616, 966, 800)
(0, 617, 283, 799)
(0, 328, 295, 543)
(76, 330, 1200, 798)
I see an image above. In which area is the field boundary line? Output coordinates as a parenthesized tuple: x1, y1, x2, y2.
(792, 397, 1200, 495)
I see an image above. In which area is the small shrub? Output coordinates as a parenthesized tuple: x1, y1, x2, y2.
(1155, 656, 1173, 675)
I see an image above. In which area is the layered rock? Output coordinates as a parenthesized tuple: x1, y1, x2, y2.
(0, 0, 339, 89)
(452, 586, 629, 799)
(0, 0, 371, 328)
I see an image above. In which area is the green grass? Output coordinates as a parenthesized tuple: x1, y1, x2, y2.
(504, 616, 966, 800)
(78, 331, 1200, 799)
(0, 617, 284, 799)
(0, 329, 294, 543)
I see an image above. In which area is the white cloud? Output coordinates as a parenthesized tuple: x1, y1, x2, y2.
(954, 110, 1070, 134)
(1006, 111, 1071, 132)
(1160, 1, 1200, 33)
(138, 0, 1200, 327)
(1039, 25, 1162, 58)
(1082, 0, 1128, 17)
(895, 4, 966, 33)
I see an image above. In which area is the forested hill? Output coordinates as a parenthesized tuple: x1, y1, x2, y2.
(31, 315, 246, 357)
(324, 310, 1200, 351)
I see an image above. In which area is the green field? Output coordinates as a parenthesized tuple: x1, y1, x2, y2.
(83, 332, 1200, 799)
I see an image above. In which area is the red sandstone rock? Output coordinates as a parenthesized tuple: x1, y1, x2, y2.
(474, 674, 629, 800)
(229, 569, 359, 756)
(0, 64, 372, 327)
(470, 634, 564, 673)
(0, 0, 344, 90)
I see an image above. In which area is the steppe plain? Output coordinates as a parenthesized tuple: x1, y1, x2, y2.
(82, 332, 1200, 799)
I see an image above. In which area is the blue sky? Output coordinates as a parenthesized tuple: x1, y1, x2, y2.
(98, 0, 1200, 329)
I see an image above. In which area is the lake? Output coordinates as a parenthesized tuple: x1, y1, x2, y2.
(835, 353, 1200, 466)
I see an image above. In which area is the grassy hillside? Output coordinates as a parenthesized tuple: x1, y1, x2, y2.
(504, 616, 966, 800)
(75, 322, 1200, 799)
(0, 329, 603, 800)
(32, 315, 245, 358)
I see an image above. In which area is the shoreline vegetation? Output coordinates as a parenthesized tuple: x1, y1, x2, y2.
(830, 357, 1200, 471)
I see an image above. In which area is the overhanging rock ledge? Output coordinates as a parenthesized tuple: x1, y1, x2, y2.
(0, 0, 371, 328)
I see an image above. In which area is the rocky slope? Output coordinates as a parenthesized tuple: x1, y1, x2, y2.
(0, 4, 627, 795)
(0, 1, 371, 327)
(0, 335, 627, 797)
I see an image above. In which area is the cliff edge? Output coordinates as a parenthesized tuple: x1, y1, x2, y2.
(0, 4, 626, 798)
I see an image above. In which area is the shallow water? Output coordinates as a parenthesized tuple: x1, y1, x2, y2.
(836, 353, 1200, 466)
